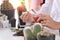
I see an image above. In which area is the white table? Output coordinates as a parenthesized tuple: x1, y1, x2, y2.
(0, 28, 60, 40)
(0, 28, 24, 40)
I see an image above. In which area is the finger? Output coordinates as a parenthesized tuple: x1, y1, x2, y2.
(28, 17, 35, 22)
(38, 14, 46, 17)
(20, 13, 25, 19)
(23, 12, 32, 22)
(21, 13, 26, 20)
(23, 12, 29, 18)
(40, 20, 49, 26)
(41, 20, 46, 24)
(37, 17, 47, 22)
(27, 13, 35, 22)
(23, 12, 29, 21)
(38, 14, 49, 19)
(21, 12, 30, 22)
(41, 23, 48, 27)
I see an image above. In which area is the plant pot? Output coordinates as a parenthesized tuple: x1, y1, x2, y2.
(26, 37, 37, 40)
(37, 34, 55, 40)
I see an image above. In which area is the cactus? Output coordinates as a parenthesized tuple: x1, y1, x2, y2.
(37, 31, 55, 40)
(24, 23, 55, 40)
(37, 30, 50, 37)
(33, 23, 41, 38)
(24, 29, 34, 38)
(24, 23, 42, 40)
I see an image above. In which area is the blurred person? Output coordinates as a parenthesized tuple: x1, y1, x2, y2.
(21, 0, 60, 40)
(21, 0, 46, 40)
(37, 0, 60, 30)
(21, 0, 60, 30)
(1, 0, 15, 27)
(17, 2, 26, 16)
(1, 0, 14, 10)
(17, 2, 26, 25)
(1, 0, 14, 20)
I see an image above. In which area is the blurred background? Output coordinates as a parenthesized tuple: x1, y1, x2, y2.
(0, 0, 45, 27)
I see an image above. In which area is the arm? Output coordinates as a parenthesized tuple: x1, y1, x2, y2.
(37, 14, 60, 30)
(56, 22, 60, 29)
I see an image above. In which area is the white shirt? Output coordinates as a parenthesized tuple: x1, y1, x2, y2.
(38, 0, 60, 35)
(38, 0, 54, 15)
(39, 0, 60, 22)
(27, 0, 60, 34)
(51, 0, 60, 22)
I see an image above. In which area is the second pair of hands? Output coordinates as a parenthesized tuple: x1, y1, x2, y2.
(20, 12, 42, 23)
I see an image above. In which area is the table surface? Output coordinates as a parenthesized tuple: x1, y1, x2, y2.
(0, 28, 24, 40)
(0, 28, 60, 40)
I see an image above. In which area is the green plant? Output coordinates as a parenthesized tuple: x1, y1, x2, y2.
(33, 24, 41, 38)
(24, 23, 42, 40)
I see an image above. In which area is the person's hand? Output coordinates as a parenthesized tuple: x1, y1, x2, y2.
(20, 12, 35, 23)
(37, 14, 59, 30)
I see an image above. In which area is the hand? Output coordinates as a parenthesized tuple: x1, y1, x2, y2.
(37, 14, 59, 30)
(20, 12, 35, 23)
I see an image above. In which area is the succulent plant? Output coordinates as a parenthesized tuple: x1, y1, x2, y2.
(24, 29, 34, 38)
(37, 30, 51, 37)
(24, 23, 42, 40)
(33, 23, 42, 38)
(37, 31, 55, 40)
(24, 23, 55, 40)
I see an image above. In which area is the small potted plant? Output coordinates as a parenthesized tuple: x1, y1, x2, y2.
(37, 30, 55, 40)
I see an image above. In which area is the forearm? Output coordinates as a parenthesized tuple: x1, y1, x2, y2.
(57, 22, 60, 29)
(57, 22, 60, 35)
(53, 21, 60, 30)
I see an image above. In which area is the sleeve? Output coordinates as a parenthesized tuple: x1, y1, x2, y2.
(37, 0, 54, 15)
